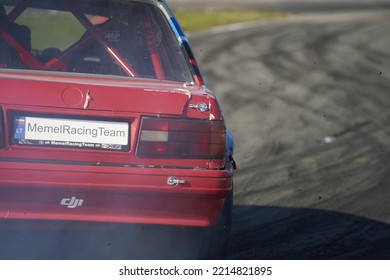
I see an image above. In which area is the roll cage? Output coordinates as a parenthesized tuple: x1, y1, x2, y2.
(0, 0, 198, 83)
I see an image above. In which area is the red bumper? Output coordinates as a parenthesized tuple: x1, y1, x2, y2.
(0, 160, 233, 227)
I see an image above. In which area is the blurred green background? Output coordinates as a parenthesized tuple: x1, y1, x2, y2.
(173, 8, 285, 32)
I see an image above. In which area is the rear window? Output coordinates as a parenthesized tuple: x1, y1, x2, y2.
(0, 0, 194, 82)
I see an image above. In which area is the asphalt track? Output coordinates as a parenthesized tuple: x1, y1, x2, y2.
(188, 10, 390, 259)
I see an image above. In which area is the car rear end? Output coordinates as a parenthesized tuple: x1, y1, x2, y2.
(0, 0, 234, 259)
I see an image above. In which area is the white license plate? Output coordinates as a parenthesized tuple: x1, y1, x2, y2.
(13, 116, 129, 150)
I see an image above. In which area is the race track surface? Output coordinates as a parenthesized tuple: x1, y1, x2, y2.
(189, 11, 390, 259)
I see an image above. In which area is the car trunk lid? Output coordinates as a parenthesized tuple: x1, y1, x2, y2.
(0, 71, 191, 115)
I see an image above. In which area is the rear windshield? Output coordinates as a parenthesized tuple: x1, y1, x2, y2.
(0, 0, 194, 83)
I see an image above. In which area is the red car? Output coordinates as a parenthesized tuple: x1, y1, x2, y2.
(0, 0, 235, 259)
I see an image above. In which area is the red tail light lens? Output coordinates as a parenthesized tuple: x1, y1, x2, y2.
(137, 117, 226, 160)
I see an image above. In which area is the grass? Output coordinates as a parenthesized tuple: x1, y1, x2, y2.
(16, 14, 85, 50)
(173, 8, 286, 32)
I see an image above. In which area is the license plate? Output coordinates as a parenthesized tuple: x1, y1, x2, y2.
(13, 116, 129, 151)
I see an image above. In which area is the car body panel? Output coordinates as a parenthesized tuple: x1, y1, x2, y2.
(0, 160, 232, 226)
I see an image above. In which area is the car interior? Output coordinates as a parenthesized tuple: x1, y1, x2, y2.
(0, 3, 31, 68)
(0, 1, 194, 83)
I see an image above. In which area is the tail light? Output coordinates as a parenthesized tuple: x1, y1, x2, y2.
(137, 117, 226, 163)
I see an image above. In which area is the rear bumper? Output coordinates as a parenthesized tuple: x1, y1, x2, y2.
(0, 159, 233, 227)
